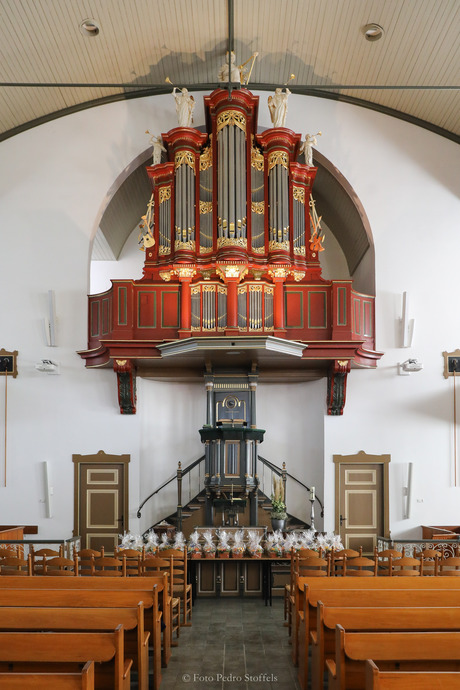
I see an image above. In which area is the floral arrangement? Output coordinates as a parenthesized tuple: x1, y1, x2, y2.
(187, 530, 202, 558)
(202, 530, 216, 557)
(271, 476, 287, 520)
(231, 529, 245, 557)
(217, 530, 231, 557)
(246, 529, 263, 557)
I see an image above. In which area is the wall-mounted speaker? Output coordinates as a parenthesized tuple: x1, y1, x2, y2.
(43, 461, 53, 518)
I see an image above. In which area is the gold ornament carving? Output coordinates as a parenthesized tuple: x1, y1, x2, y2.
(217, 110, 246, 134)
(293, 186, 305, 204)
(293, 246, 306, 256)
(216, 265, 248, 281)
(268, 267, 289, 279)
(251, 145, 264, 171)
(202, 284, 216, 293)
(249, 284, 263, 293)
(159, 186, 171, 204)
(175, 239, 196, 252)
(176, 267, 196, 279)
(200, 269, 212, 280)
(252, 246, 265, 254)
(200, 144, 212, 171)
(269, 240, 290, 251)
(217, 237, 248, 249)
(191, 285, 201, 295)
(159, 270, 173, 282)
(291, 270, 306, 282)
(175, 151, 195, 171)
(159, 246, 171, 255)
(251, 269, 264, 280)
(268, 151, 289, 171)
(199, 245, 213, 255)
(251, 201, 265, 214)
(199, 201, 213, 214)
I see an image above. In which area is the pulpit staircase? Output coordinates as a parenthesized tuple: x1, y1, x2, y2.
(137, 455, 321, 539)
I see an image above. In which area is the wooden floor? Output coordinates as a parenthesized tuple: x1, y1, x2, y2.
(155, 597, 299, 690)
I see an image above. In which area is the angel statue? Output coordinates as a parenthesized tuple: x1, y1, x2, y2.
(268, 87, 291, 128)
(218, 51, 242, 83)
(300, 132, 322, 167)
(172, 87, 195, 127)
(146, 132, 166, 166)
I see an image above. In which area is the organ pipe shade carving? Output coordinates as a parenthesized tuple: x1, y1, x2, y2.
(218, 116, 247, 242)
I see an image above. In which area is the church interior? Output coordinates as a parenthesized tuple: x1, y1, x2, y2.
(0, 1, 459, 687)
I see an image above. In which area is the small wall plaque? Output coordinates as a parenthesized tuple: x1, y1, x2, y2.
(0, 349, 18, 378)
(442, 349, 460, 379)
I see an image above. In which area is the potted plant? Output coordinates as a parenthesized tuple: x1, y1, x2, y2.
(270, 476, 287, 531)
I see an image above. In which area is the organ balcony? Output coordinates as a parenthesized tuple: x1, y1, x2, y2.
(78, 87, 383, 415)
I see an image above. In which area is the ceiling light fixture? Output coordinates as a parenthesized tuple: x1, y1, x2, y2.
(79, 19, 100, 37)
(363, 23, 384, 42)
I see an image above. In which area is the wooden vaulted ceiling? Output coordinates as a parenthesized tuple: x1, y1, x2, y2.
(1, 0, 457, 279)
(1, 0, 458, 143)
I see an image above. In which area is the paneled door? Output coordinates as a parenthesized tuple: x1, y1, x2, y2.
(334, 451, 390, 555)
(73, 451, 129, 554)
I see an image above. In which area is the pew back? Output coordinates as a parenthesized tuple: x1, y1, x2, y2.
(0, 660, 95, 690)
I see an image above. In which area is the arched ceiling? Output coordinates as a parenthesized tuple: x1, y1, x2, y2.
(1, 0, 459, 143)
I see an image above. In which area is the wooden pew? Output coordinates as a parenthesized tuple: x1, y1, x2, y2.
(311, 605, 460, 690)
(293, 575, 460, 667)
(365, 659, 460, 689)
(0, 660, 95, 689)
(294, 577, 460, 683)
(0, 588, 162, 688)
(327, 626, 460, 690)
(0, 604, 151, 690)
(0, 625, 131, 690)
(0, 574, 170, 667)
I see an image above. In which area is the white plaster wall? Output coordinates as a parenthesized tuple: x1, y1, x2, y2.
(1, 90, 459, 542)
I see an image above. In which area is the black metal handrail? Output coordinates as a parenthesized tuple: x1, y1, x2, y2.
(258, 454, 324, 518)
(136, 454, 205, 518)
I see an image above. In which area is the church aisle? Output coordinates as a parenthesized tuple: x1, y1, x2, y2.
(157, 597, 300, 690)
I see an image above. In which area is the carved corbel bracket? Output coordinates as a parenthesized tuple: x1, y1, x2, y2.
(327, 359, 351, 416)
(114, 359, 137, 415)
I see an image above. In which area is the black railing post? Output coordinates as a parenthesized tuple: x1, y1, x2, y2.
(177, 461, 183, 532)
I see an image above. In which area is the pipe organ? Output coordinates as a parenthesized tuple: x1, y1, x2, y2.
(80, 86, 382, 415)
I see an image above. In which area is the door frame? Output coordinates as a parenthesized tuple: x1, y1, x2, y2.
(333, 450, 390, 539)
(72, 450, 130, 542)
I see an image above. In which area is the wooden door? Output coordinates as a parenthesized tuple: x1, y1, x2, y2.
(334, 451, 390, 555)
(73, 451, 129, 554)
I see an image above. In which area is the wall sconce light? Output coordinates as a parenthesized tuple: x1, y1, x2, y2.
(398, 358, 423, 376)
(35, 359, 60, 375)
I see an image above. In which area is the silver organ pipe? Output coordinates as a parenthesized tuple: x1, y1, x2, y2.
(228, 125, 235, 237)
